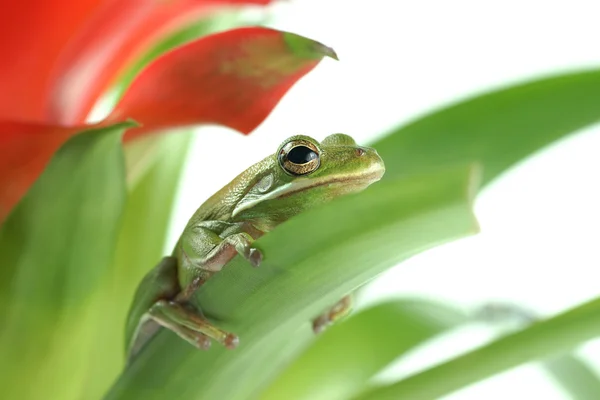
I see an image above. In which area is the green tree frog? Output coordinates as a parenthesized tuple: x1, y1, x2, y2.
(125, 133, 385, 361)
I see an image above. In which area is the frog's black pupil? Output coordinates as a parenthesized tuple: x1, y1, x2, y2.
(288, 146, 317, 164)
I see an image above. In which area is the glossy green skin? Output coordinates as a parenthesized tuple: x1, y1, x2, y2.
(125, 134, 385, 358)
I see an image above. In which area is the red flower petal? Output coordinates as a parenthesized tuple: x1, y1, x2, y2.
(109, 27, 337, 136)
(48, 0, 274, 125)
(0, 0, 102, 122)
(0, 0, 273, 124)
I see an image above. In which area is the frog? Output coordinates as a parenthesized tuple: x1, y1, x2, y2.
(125, 133, 385, 362)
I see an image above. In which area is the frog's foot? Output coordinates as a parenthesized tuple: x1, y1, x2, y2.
(312, 295, 353, 334)
(229, 232, 262, 267)
(175, 326, 212, 350)
(149, 300, 239, 349)
(202, 232, 262, 270)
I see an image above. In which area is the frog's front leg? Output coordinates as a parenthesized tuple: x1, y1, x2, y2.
(157, 222, 261, 349)
(180, 222, 263, 273)
(312, 295, 353, 334)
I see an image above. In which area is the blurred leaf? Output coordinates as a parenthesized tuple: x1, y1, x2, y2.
(261, 299, 467, 400)
(105, 164, 480, 400)
(267, 299, 600, 400)
(0, 123, 132, 399)
(474, 302, 600, 400)
(545, 355, 600, 400)
(83, 132, 193, 399)
(373, 69, 600, 185)
(0, 121, 79, 221)
(355, 297, 600, 400)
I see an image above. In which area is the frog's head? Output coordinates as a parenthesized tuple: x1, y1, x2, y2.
(232, 133, 385, 229)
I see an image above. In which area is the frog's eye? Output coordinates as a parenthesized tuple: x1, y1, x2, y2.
(278, 140, 320, 176)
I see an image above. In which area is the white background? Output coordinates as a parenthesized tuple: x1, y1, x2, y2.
(168, 1, 600, 398)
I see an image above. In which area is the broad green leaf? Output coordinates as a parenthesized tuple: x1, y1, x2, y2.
(0, 123, 132, 400)
(84, 132, 193, 399)
(355, 297, 600, 400)
(104, 62, 600, 400)
(105, 164, 480, 400)
(261, 299, 467, 400)
(373, 69, 600, 185)
(256, 68, 600, 400)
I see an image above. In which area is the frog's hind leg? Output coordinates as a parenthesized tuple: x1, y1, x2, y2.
(126, 256, 212, 364)
(141, 312, 212, 350)
(312, 295, 353, 334)
(148, 300, 239, 349)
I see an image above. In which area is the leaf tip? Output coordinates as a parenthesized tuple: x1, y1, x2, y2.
(323, 45, 339, 61)
(283, 31, 338, 61)
(124, 118, 142, 128)
(466, 162, 483, 204)
(96, 116, 141, 132)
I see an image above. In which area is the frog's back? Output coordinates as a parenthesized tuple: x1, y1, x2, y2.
(124, 256, 180, 360)
(185, 157, 275, 226)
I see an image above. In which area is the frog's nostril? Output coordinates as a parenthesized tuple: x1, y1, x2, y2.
(355, 148, 366, 157)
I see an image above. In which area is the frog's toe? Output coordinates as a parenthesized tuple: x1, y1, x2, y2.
(311, 295, 353, 334)
(224, 333, 240, 349)
(248, 248, 263, 267)
(195, 334, 212, 350)
(312, 314, 330, 334)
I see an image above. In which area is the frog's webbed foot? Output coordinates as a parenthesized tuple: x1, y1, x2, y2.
(149, 300, 239, 349)
(312, 295, 353, 334)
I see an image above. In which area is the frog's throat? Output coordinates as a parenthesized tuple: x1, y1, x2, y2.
(231, 164, 384, 218)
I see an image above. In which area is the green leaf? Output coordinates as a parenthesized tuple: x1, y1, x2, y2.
(104, 164, 480, 400)
(261, 299, 467, 400)
(355, 297, 600, 400)
(83, 132, 194, 399)
(373, 69, 600, 185)
(545, 355, 600, 400)
(0, 123, 132, 400)
(473, 302, 600, 400)
(265, 299, 600, 400)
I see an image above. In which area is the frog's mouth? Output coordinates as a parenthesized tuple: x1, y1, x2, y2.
(260, 161, 385, 202)
(276, 167, 385, 199)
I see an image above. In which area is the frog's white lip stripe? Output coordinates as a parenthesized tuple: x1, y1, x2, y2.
(231, 163, 384, 218)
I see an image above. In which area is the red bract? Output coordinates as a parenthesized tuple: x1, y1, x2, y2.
(0, 1, 336, 222)
(0, 0, 272, 123)
(48, 0, 275, 124)
(110, 28, 337, 136)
